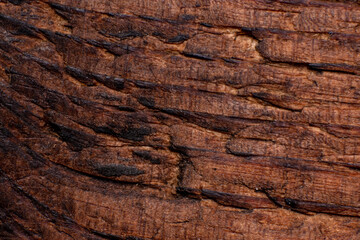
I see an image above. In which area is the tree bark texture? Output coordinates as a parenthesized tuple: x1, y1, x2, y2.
(1, 0, 360, 239)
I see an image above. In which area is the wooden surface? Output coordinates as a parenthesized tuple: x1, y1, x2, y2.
(1, 0, 360, 239)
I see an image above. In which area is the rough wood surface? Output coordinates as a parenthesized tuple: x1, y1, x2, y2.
(1, 0, 360, 239)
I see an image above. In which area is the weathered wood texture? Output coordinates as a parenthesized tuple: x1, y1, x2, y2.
(1, 0, 360, 239)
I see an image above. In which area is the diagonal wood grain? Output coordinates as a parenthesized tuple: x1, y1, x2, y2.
(1, 0, 360, 239)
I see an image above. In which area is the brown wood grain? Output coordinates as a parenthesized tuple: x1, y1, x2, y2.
(1, 0, 360, 239)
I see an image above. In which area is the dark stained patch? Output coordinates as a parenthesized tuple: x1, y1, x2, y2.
(116, 106, 136, 112)
(49, 122, 96, 151)
(137, 96, 155, 108)
(90, 124, 151, 142)
(167, 34, 189, 43)
(0, 40, 16, 54)
(0, 14, 38, 38)
(284, 198, 298, 208)
(0, 127, 13, 138)
(24, 54, 61, 75)
(134, 80, 157, 89)
(180, 14, 196, 21)
(93, 226, 147, 239)
(308, 63, 359, 75)
(126, 236, 145, 240)
(91, 230, 122, 240)
(161, 108, 193, 119)
(44, 90, 68, 109)
(201, 189, 253, 210)
(91, 125, 118, 137)
(272, 156, 321, 172)
(104, 43, 136, 56)
(66, 66, 125, 90)
(92, 74, 125, 91)
(118, 126, 152, 141)
(8, 0, 26, 5)
(0, 87, 43, 127)
(106, 77, 125, 91)
(104, 30, 144, 40)
(138, 15, 162, 22)
(95, 164, 144, 177)
(65, 66, 95, 86)
(176, 187, 202, 199)
(281, 198, 360, 216)
(48, 2, 86, 14)
(161, 108, 232, 133)
(182, 52, 214, 61)
(222, 58, 240, 64)
(200, 22, 213, 28)
(67, 95, 94, 107)
(7, 71, 49, 108)
(26, 148, 46, 169)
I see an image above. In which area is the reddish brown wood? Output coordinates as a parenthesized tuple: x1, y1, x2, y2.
(1, 0, 360, 239)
